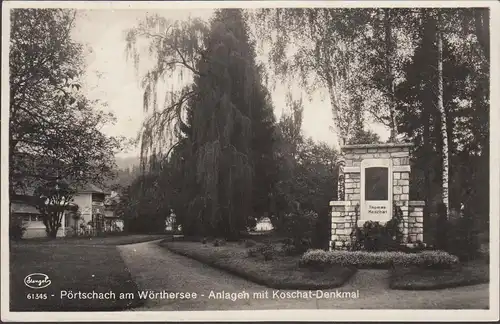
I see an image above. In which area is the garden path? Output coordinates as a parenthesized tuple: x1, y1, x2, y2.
(118, 240, 489, 311)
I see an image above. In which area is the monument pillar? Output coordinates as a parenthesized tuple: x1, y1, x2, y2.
(329, 143, 425, 250)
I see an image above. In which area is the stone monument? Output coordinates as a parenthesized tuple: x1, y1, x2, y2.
(329, 143, 426, 250)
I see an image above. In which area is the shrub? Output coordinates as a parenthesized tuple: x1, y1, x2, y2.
(282, 244, 298, 256)
(282, 209, 318, 250)
(262, 247, 276, 261)
(201, 238, 208, 245)
(10, 223, 26, 241)
(446, 214, 481, 261)
(433, 203, 481, 261)
(435, 203, 449, 250)
(351, 205, 404, 252)
(213, 238, 226, 247)
(299, 249, 459, 269)
(247, 243, 266, 257)
(244, 239, 257, 248)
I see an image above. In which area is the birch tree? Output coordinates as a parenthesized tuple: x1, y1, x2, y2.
(436, 12, 449, 215)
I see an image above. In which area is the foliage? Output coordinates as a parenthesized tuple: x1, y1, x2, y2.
(246, 242, 278, 261)
(253, 8, 380, 145)
(246, 217, 257, 231)
(350, 205, 404, 252)
(271, 103, 338, 246)
(247, 243, 266, 257)
(355, 221, 391, 252)
(9, 9, 124, 197)
(435, 204, 481, 261)
(434, 202, 449, 250)
(255, 7, 490, 239)
(346, 129, 382, 145)
(393, 8, 489, 230)
(125, 9, 277, 240)
(33, 180, 77, 238)
(299, 249, 459, 269)
(446, 214, 481, 261)
(213, 238, 226, 247)
(10, 223, 26, 241)
(244, 239, 257, 248)
(279, 209, 318, 252)
(262, 246, 277, 261)
(386, 205, 404, 243)
(165, 241, 355, 289)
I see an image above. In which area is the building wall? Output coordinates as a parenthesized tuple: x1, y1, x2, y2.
(12, 192, 102, 239)
(255, 218, 273, 231)
(330, 143, 425, 250)
(72, 193, 92, 223)
(23, 221, 66, 238)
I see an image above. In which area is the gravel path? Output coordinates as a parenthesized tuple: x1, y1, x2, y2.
(117, 240, 489, 311)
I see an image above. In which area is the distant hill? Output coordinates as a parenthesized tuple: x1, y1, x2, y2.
(103, 156, 142, 191)
(115, 156, 141, 171)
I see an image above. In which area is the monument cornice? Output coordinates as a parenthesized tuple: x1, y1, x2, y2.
(341, 142, 414, 150)
(343, 165, 411, 173)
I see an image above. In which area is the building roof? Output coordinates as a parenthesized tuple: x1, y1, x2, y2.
(76, 183, 109, 195)
(13, 182, 109, 197)
(257, 217, 272, 224)
(10, 202, 41, 215)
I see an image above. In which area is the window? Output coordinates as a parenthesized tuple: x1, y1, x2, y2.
(65, 214, 71, 227)
(18, 214, 40, 222)
(30, 215, 41, 222)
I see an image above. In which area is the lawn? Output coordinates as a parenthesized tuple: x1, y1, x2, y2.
(9, 236, 160, 311)
(390, 258, 490, 290)
(160, 240, 356, 289)
(18, 234, 168, 246)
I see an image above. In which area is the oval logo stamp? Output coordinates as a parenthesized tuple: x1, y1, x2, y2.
(24, 273, 51, 289)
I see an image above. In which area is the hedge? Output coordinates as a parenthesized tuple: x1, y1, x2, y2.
(299, 249, 459, 269)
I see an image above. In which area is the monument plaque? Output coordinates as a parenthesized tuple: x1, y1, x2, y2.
(360, 159, 392, 223)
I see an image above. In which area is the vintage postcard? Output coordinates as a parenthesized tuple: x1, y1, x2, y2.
(2, 0, 499, 322)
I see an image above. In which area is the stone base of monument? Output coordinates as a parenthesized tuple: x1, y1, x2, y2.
(330, 143, 426, 251)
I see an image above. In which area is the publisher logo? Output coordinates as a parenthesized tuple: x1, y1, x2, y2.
(24, 273, 51, 289)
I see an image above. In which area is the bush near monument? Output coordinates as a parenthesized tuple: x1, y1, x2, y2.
(299, 249, 459, 270)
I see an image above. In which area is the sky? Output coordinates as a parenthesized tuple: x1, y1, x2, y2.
(72, 9, 389, 158)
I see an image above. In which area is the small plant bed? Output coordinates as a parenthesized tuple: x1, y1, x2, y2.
(299, 249, 460, 270)
(161, 240, 356, 289)
(390, 258, 490, 290)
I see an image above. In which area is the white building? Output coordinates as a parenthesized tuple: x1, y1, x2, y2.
(255, 217, 274, 231)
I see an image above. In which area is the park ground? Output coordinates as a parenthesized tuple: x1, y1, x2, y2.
(9, 234, 166, 311)
(10, 235, 489, 311)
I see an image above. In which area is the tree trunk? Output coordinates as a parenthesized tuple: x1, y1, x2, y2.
(436, 13, 449, 216)
(384, 8, 398, 142)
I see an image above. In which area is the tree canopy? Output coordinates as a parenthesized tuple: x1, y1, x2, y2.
(10, 9, 124, 195)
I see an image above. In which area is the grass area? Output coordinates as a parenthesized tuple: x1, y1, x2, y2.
(160, 240, 356, 289)
(10, 243, 144, 311)
(17, 234, 168, 246)
(390, 258, 489, 290)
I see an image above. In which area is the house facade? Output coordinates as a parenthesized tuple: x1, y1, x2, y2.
(10, 183, 123, 238)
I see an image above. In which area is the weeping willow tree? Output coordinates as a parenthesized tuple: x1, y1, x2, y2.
(125, 9, 274, 239)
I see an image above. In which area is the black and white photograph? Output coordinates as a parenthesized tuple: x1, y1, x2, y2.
(2, 1, 498, 322)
